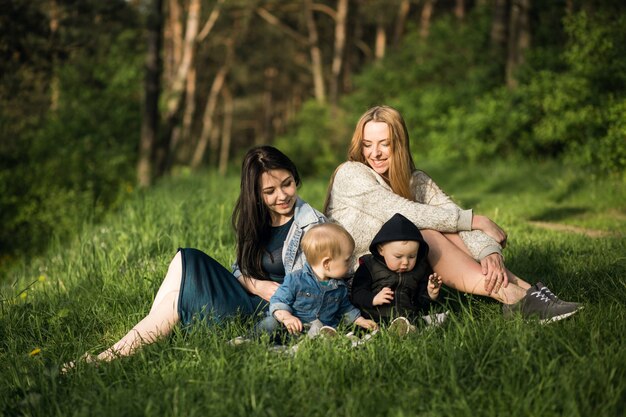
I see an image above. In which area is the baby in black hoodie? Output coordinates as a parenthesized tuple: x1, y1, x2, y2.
(351, 213, 443, 324)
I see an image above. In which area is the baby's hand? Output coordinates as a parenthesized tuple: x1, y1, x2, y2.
(282, 316, 303, 334)
(355, 316, 378, 331)
(428, 273, 443, 300)
(373, 287, 394, 306)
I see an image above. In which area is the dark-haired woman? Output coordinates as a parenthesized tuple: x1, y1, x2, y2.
(71, 146, 325, 364)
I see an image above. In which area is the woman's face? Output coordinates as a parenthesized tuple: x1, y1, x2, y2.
(260, 169, 297, 226)
(362, 121, 391, 176)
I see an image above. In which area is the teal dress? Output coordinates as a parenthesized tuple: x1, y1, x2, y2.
(177, 220, 294, 326)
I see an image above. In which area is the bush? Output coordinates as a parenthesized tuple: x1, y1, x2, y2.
(273, 100, 352, 178)
(0, 26, 142, 263)
(344, 7, 626, 176)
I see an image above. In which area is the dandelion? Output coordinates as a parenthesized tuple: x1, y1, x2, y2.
(20, 291, 27, 300)
(29, 348, 41, 357)
(38, 275, 46, 283)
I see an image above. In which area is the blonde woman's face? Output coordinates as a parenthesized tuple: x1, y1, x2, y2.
(362, 121, 390, 176)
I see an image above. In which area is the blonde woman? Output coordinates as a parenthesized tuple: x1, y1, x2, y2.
(325, 105, 581, 323)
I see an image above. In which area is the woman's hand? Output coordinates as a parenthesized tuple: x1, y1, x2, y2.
(254, 279, 281, 301)
(472, 215, 507, 248)
(373, 287, 394, 306)
(480, 253, 508, 294)
(239, 276, 281, 301)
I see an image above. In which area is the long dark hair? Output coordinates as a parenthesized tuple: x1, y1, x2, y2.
(232, 146, 301, 280)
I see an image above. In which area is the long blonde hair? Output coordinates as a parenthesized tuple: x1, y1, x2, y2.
(324, 106, 416, 214)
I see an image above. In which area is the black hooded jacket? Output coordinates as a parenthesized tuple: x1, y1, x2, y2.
(350, 213, 434, 321)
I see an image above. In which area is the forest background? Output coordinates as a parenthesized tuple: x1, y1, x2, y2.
(1, 0, 625, 276)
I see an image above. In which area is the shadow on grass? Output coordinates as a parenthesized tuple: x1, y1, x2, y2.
(529, 206, 589, 222)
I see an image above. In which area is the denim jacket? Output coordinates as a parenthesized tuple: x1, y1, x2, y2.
(269, 262, 361, 327)
(231, 197, 326, 279)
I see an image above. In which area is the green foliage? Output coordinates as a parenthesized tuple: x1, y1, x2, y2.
(0, 3, 142, 261)
(345, 7, 626, 176)
(0, 163, 624, 416)
(273, 100, 351, 178)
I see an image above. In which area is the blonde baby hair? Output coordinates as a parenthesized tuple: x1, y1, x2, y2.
(301, 223, 355, 265)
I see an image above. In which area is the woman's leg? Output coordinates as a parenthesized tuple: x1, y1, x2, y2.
(422, 230, 527, 304)
(151, 251, 183, 313)
(95, 252, 184, 361)
(442, 233, 532, 289)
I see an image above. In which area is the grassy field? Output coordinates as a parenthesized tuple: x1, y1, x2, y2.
(1, 159, 625, 417)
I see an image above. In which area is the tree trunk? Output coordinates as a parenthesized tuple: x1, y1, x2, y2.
(198, 0, 225, 41)
(260, 67, 277, 145)
(191, 65, 227, 169)
(490, 0, 508, 51)
(155, 0, 208, 176)
(330, 0, 348, 106)
(208, 120, 221, 167)
(49, 0, 60, 111)
(137, 0, 163, 188)
(506, 0, 531, 89)
(304, 0, 326, 103)
(180, 65, 196, 145)
(218, 85, 233, 176)
(375, 23, 386, 61)
(392, 0, 410, 47)
(191, 36, 232, 170)
(164, 0, 200, 121)
(420, 0, 435, 40)
(166, 64, 196, 168)
(164, 0, 183, 84)
(455, 0, 465, 20)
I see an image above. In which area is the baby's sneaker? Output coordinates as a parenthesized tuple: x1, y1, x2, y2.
(388, 317, 416, 336)
(228, 336, 251, 346)
(319, 326, 339, 338)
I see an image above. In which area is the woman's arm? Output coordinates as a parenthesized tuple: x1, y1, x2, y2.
(330, 162, 472, 232)
(237, 276, 280, 302)
(414, 169, 505, 259)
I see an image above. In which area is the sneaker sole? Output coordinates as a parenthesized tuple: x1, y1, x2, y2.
(388, 318, 414, 336)
(539, 305, 583, 324)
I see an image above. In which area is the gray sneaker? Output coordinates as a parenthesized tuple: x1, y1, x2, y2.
(502, 284, 581, 323)
(535, 282, 583, 309)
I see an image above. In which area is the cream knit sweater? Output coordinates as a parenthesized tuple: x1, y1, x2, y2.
(326, 162, 502, 267)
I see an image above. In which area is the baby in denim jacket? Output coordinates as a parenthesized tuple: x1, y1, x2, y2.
(255, 223, 378, 338)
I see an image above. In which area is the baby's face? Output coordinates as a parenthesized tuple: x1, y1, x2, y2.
(323, 239, 354, 280)
(378, 241, 419, 273)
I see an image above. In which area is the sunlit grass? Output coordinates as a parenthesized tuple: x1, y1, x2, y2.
(1, 159, 624, 416)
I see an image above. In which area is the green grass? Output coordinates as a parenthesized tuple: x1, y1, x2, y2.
(1, 160, 625, 417)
